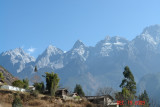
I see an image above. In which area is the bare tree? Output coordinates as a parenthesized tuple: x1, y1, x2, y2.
(96, 87, 114, 96)
(96, 87, 116, 107)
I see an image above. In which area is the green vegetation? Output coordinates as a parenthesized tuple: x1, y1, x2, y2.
(0, 72, 4, 80)
(23, 78, 29, 89)
(12, 80, 25, 88)
(33, 82, 44, 93)
(12, 94, 23, 107)
(74, 84, 85, 97)
(120, 66, 136, 94)
(12, 78, 29, 89)
(116, 66, 136, 105)
(139, 90, 150, 107)
(30, 90, 39, 98)
(45, 72, 60, 96)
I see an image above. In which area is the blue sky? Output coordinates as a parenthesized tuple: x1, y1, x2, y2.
(1, 0, 160, 57)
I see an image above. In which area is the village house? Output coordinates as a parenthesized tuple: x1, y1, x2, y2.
(71, 93, 79, 98)
(55, 88, 69, 98)
(55, 88, 82, 101)
(85, 95, 119, 107)
(28, 86, 35, 91)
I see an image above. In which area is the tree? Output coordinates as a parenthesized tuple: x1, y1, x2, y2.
(96, 87, 114, 96)
(45, 72, 60, 96)
(33, 82, 44, 93)
(12, 94, 23, 107)
(12, 80, 24, 88)
(0, 72, 4, 80)
(139, 90, 149, 107)
(74, 84, 85, 97)
(50, 80, 54, 96)
(120, 66, 136, 94)
(23, 78, 29, 89)
(116, 66, 136, 105)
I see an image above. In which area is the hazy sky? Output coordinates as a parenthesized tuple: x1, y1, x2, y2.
(1, 0, 160, 57)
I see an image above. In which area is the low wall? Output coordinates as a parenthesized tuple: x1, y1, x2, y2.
(0, 85, 26, 92)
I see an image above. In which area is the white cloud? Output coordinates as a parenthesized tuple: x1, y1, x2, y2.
(27, 47, 35, 54)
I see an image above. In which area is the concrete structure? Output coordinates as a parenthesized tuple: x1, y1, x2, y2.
(55, 88, 68, 98)
(86, 95, 119, 107)
(28, 86, 35, 91)
(0, 85, 26, 92)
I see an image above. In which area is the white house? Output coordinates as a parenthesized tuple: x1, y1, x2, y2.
(0, 85, 26, 92)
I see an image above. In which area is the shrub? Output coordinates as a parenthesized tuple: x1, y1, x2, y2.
(12, 94, 23, 107)
(12, 80, 24, 88)
(33, 82, 44, 93)
(30, 90, 39, 98)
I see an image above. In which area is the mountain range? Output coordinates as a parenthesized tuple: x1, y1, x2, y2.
(1, 25, 160, 98)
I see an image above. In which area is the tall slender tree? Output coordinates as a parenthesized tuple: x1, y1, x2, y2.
(45, 72, 60, 96)
(116, 66, 136, 105)
(120, 66, 136, 94)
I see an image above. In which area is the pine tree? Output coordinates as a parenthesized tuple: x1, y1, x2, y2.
(74, 84, 85, 97)
(139, 90, 149, 107)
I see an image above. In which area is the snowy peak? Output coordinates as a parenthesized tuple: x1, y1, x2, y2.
(111, 36, 129, 46)
(95, 36, 128, 56)
(1, 48, 35, 64)
(64, 40, 89, 61)
(142, 25, 160, 37)
(38, 45, 64, 59)
(138, 25, 160, 45)
(45, 45, 63, 55)
(35, 45, 64, 69)
(72, 40, 85, 49)
(96, 36, 128, 46)
(0, 48, 35, 73)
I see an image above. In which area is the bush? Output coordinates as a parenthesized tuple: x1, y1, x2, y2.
(74, 96, 81, 100)
(12, 94, 23, 107)
(30, 90, 39, 98)
(12, 80, 24, 88)
(33, 82, 44, 93)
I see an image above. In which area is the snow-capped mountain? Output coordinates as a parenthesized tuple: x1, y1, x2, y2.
(1, 25, 160, 96)
(94, 36, 129, 57)
(64, 40, 89, 63)
(35, 45, 64, 69)
(0, 48, 35, 75)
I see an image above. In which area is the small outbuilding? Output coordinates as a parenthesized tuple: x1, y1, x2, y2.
(86, 95, 119, 107)
(55, 88, 68, 98)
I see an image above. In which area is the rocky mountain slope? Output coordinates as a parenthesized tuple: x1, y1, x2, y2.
(0, 65, 16, 85)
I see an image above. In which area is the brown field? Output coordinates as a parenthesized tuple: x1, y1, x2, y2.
(0, 89, 97, 107)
